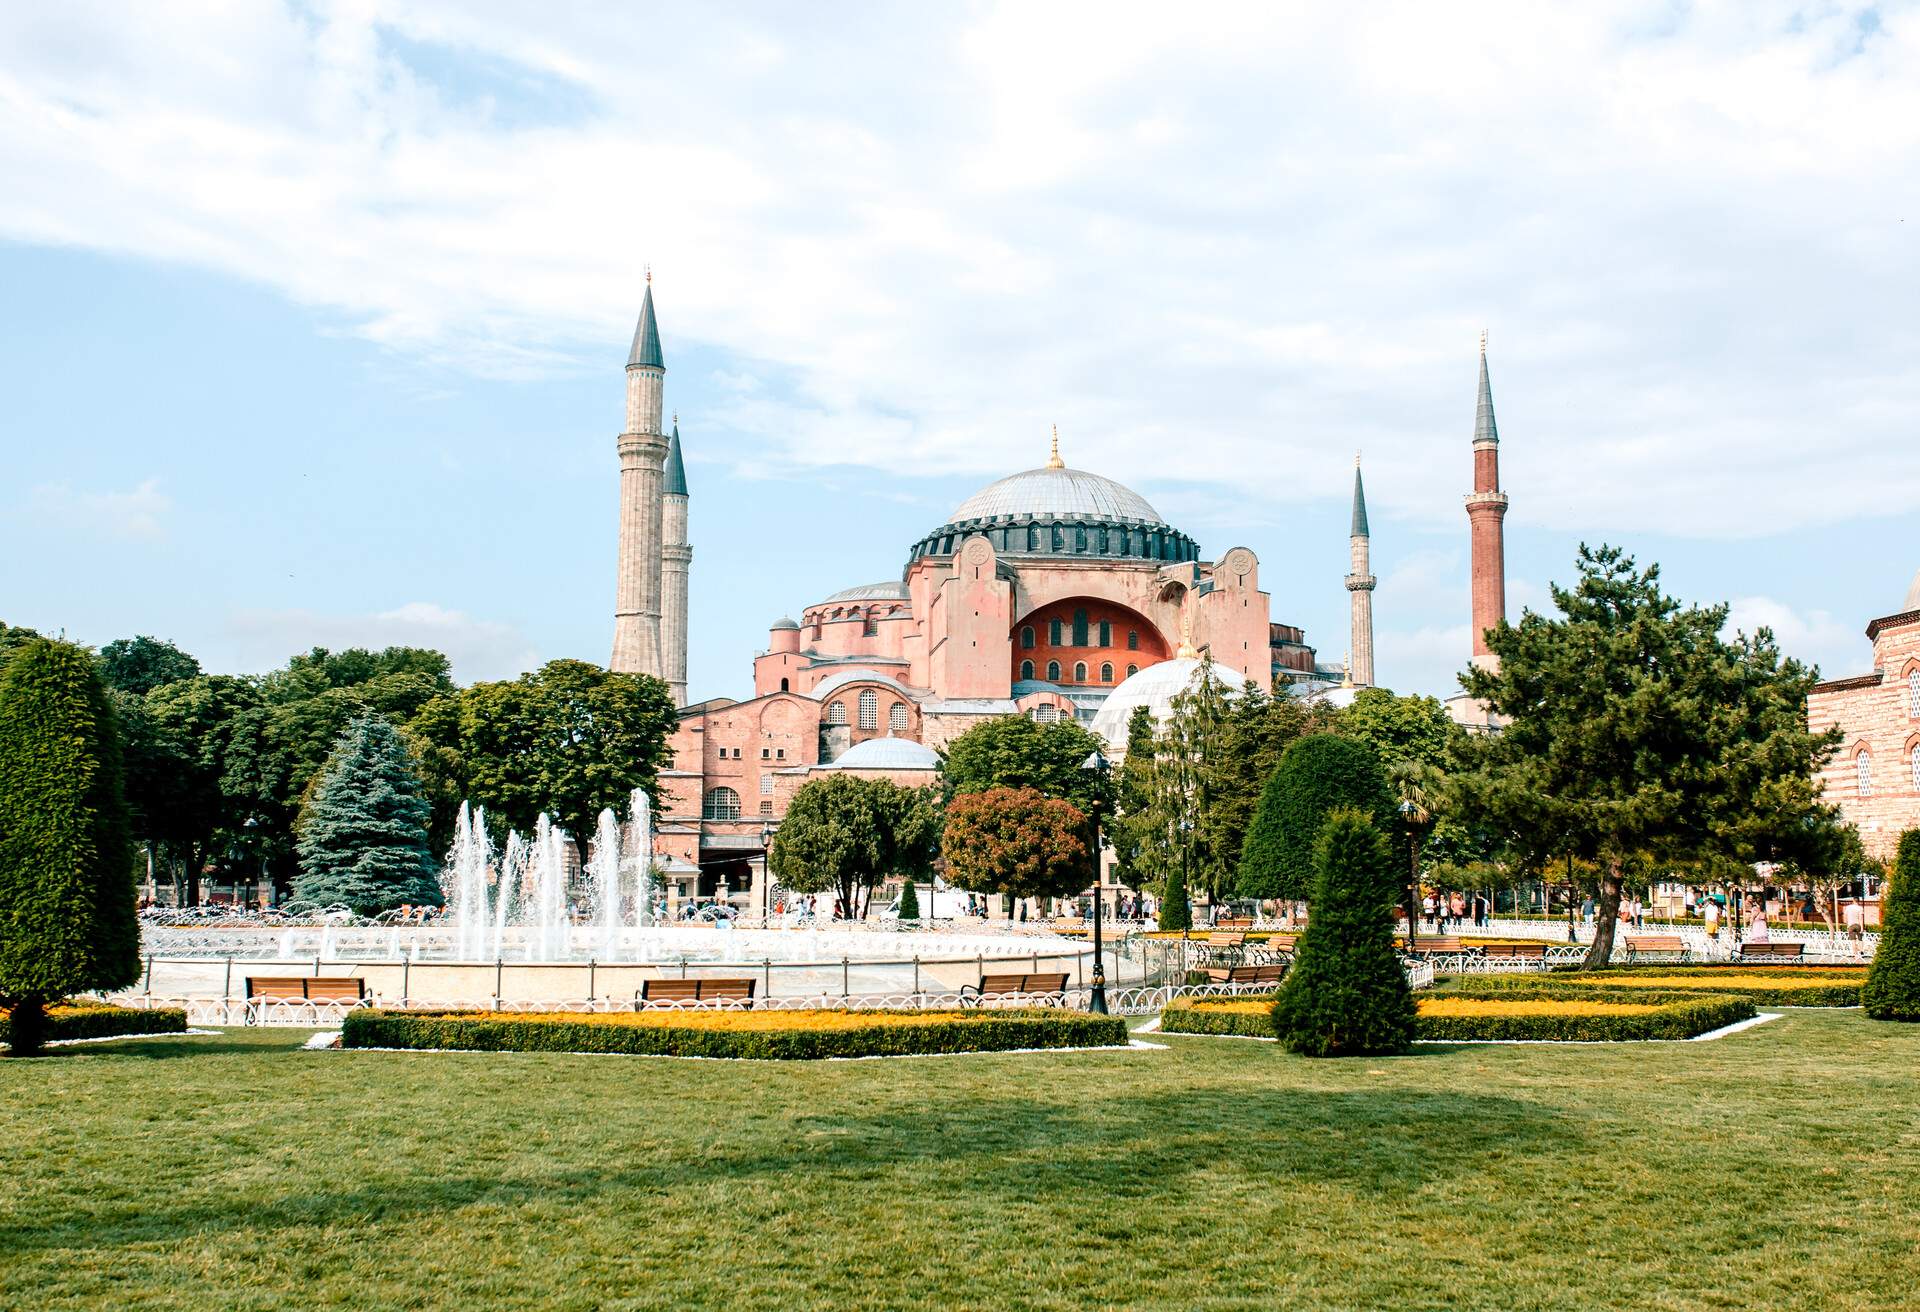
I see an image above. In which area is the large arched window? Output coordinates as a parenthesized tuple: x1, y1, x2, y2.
(889, 702, 909, 733)
(1021, 625, 1036, 650)
(1020, 660, 1034, 680)
(827, 700, 848, 725)
(1046, 660, 1061, 681)
(703, 787, 741, 821)
(1100, 662, 1114, 683)
(1072, 608, 1089, 646)
(1856, 750, 1873, 797)
(1073, 661, 1087, 682)
(858, 689, 879, 730)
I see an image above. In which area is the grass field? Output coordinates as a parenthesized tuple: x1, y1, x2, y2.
(2, 1011, 1917, 1311)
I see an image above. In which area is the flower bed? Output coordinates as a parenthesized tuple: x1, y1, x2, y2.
(341, 1007, 1129, 1060)
(0, 1001, 189, 1049)
(1161, 988, 1754, 1043)
(1469, 966, 1865, 1008)
(1160, 994, 1281, 1038)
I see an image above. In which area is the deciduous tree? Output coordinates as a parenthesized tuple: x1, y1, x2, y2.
(97, 635, 201, 695)
(1238, 733, 1393, 903)
(941, 786, 1090, 904)
(770, 775, 940, 920)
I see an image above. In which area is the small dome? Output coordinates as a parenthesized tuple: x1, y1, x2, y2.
(827, 735, 941, 770)
(1088, 658, 1237, 750)
(1905, 567, 1920, 613)
(770, 616, 799, 631)
(948, 466, 1164, 527)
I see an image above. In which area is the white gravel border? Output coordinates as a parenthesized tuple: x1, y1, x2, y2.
(1148, 1012, 1787, 1047)
(38, 1028, 222, 1048)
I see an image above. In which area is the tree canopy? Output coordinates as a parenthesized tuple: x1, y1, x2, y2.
(97, 635, 202, 696)
(0, 638, 139, 1052)
(1455, 544, 1838, 965)
(942, 786, 1091, 902)
(1238, 733, 1393, 902)
(941, 714, 1112, 817)
(770, 775, 940, 920)
(291, 714, 441, 917)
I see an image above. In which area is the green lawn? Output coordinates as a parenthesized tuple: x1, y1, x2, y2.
(2, 1011, 1917, 1311)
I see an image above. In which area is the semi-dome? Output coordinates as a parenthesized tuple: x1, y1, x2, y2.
(1088, 657, 1238, 751)
(826, 735, 942, 770)
(948, 466, 1165, 527)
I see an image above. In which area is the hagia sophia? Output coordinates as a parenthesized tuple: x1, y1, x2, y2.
(605, 281, 1512, 899)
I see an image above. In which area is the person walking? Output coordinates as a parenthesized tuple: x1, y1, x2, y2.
(1843, 898, 1866, 960)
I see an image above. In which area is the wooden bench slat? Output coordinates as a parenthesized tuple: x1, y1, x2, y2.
(640, 977, 758, 1003)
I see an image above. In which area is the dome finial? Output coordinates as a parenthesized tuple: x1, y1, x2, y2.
(646, 263, 652, 284)
(1047, 424, 1064, 470)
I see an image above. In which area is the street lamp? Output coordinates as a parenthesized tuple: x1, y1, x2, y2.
(760, 821, 777, 922)
(1081, 749, 1111, 1015)
(1398, 798, 1419, 951)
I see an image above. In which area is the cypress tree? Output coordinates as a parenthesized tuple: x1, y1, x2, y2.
(1270, 809, 1416, 1058)
(292, 714, 441, 918)
(1158, 866, 1192, 931)
(1239, 733, 1392, 902)
(0, 638, 140, 1054)
(1863, 829, 1920, 1022)
(897, 877, 920, 920)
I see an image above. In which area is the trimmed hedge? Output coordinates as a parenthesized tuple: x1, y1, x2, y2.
(1459, 967, 1864, 1008)
(1161, 995, 1280, 1039)
(341, 1008, 1128, 1060)
(1415, 990, 1753, 1042)
(0, 1002, 187, 1049)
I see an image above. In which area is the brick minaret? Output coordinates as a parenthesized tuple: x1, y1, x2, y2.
(660, 416, 691, 706)
(612, 277, 667, 676)
(1344, 454, 1376, 687)
(1464, 333, 1509, 663)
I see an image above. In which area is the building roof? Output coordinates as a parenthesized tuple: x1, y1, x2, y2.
(1087, 657, 1237, 750)
(664, 422, 688, 496)
(627, 284, 664, 369)
(1351, 459, 1370, 537)
(1474, 342, 1499, 445)
(922, 698, 1022, 715)
(820, 581, 911, 605)
(809, 669, 921, 701)
(1866, 608, 1920, 641)
(770, 616, 799, 631)
(826, 735, 942, 770)
(947, 465, 1165, 526)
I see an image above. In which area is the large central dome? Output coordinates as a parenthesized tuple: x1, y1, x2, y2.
(948, 465, 1166, 527)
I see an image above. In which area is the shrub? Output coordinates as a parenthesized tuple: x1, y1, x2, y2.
(1158, 866, 1192, 931)
(342, 1007, 1128, 1060)
(0, 638, 141, 1055)
(1864, 829, 1920, 1022)
(1, 1002, 187, 1050)
(1414, 990, 1752, 1042)
(897, 878, 920, 920)
(1270, 811, 1416, 1057)
(1161, 995, 1279, 1038)
(1238, 734, 1392, 902)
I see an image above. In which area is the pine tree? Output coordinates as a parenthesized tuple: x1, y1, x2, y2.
(1270, 810, 1416, 1057)
(0, 638, 140, 1054)
(897, 877, 920, 920)
(1863, 829, 1920, 1022)
(1239, 733, 1393, 902)
(292, 714, 441, 917)
(1158, 865, 1192, 931)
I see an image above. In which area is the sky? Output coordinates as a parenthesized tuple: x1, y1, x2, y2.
(2, 1, 1916, 704)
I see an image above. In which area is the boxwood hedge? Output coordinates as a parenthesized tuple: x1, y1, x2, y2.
(341, 1008, 1129, 1060)
(1415, 991, 1754, 1042)
(0, 1001, 187, 1049)
(1160, 995, 1279, 1039)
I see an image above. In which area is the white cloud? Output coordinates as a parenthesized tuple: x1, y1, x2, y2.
(27, 477, 172, 540)
(3, 3, 1918, 535)
(1723, 594, 1864, 679)
(225, 602, 542, 683)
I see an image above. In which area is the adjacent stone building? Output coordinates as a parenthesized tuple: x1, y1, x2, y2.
(1806, 572, 1920, 860)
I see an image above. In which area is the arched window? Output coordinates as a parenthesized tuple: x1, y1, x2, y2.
(1033, 703, 1059, 723)
(1073, 608, 1089, 646)
(1101, 663, 1113, 683)
(779, 677, 790, 692)
(1020, 660, 1034, 680)
(1856, 750, 1873, 797)
(1074, 662, 1087, 682)
(1911, 745, 1920, 789)
(702, 787, 741, 821)
(827, 700, 847, 725)
(1051, 525, 1066, 552)
(1910, 670, 1920, 718)
(889, 702, 909, 733)
(1074, 527, 1087, 552)
(1127, 630, 1139, 651)
(1098, 620, 1111, 647)
(1021, 625, 1036, 650)
(1127, 664, 1138, 678)
(1050, 619, 1064, 646)
(864, 616, 878, 636)
(858, 689, 878, 730)
(1047, 660, 1061, 681)
(1027, 525, 1041, 551)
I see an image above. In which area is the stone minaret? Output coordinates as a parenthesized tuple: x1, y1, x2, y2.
(1465, 332, 1510, 664)
(660, 416, 691, 706)
(1345, 455, 1376, 687)
(611, 278, 668, 676)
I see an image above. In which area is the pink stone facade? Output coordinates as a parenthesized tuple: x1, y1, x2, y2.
(1807, 605, 1920, 861)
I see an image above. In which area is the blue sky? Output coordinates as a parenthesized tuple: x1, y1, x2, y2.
(3, 3, 1916, 703)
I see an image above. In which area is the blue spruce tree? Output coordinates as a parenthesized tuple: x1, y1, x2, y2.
(293, 715, 441, 917)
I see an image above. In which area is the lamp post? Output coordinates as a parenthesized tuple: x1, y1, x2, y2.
(760, 821, 777, 922)
(1398, 798, 1419, 951)
(1081, 749, 1111, 1015)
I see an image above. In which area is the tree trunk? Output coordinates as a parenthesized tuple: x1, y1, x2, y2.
(1405, 833, 1421, 949)
(1582, 860, 1625, 968)
(4, 994, 49, 1055)
(184, 842, 204, 907)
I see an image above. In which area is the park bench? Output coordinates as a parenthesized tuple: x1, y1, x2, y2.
(1203, 963, 1289, 987)
(1401, 937, 1467, 957)
(243, 975, 368, 1023)
(1213, 918, 1255, 930)
(1478, 942, 1548, 963)
(1625, 935, 1691, 963)
(961, 972, 1071, 1005)
(1050, 917, 1087, 933)
(1736, 941, 1805, 961)
(637, 977, 757, 1006)
(1251, 934, 1298, 964)
(1194, 931, 1248, 964)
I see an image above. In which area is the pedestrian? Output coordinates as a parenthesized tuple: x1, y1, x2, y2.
(1748, 905, 1770, 944)
(1843, 898, 1866, 959)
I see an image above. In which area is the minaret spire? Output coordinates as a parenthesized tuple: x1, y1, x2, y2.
(612, 278, 669, 677)
(659, 414, 692, 706)
(1345, 453, 1376, 687)
(1465, 331, 1510, 663)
